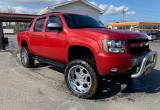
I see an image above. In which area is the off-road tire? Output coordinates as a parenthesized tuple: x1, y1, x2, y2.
(65, 59, 98, 99)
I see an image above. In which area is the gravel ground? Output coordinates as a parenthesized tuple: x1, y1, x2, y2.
(0, 36, 160, 110)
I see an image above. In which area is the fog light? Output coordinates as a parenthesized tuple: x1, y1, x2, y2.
(132, 58, 138, 66)
(111, 68, 118, 73)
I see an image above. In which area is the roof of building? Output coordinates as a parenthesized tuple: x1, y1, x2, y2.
(41, 0, 104, 14)
(109, 22, 160, 26)
(0, 13, 38, 22)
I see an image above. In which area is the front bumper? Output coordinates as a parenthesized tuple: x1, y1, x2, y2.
(96, 53, 132, 75)
(131, 51, 158, 78)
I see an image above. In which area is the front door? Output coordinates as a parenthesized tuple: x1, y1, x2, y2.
(43, 16, 67, 62)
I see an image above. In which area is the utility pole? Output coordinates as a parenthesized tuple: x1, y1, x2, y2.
(122, 8, 126, 22)
(0, 22, 5, 50)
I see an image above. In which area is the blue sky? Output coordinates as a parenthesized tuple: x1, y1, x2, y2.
(0, 0, 159, 24)
(95, 0, 160, 23)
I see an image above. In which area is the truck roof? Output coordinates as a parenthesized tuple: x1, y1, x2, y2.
(39, 12, 87, 18)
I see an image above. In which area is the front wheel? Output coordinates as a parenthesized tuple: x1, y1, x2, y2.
(64, 59, 98, 99)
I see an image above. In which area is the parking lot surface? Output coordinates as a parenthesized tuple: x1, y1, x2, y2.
(0, 37, 160, 110)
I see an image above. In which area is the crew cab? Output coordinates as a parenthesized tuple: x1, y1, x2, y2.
(18, 12, 157, 99)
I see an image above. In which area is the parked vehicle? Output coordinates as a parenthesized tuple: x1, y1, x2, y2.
(18, 12, 157, 99)
(147, 33, 157, 41)
(154, 31, 160, 40)
(144, 33, 156, 41)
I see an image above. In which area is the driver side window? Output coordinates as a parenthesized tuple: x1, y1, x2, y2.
(46, 16, 62, 32)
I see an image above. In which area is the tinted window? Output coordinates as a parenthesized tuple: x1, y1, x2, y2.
(46, 16, 62, 32)
(34, 18, 46, 32)
(63, 14, 105, 29)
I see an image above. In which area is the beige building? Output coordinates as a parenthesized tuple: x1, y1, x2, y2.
(40, 0, 104, 20)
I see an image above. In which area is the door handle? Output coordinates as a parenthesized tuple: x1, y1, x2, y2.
(44, 35, 48, 39)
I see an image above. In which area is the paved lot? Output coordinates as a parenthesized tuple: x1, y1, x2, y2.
(0, 36, 160, 110)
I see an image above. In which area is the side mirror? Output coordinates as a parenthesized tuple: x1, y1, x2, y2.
(47, 23, 62, 31)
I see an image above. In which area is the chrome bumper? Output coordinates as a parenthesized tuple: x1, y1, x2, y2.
(131, 51, 158, 78)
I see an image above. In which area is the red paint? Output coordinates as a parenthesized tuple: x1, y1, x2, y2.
(18, 12, 148, 76)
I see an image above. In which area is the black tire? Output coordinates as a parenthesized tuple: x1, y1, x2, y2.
(64, 59, 98, 99)
(84, 58, 103, 89)
(20, 47, 34, 68)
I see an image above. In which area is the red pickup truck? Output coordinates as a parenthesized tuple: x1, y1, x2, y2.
(18, 12, 157, 98)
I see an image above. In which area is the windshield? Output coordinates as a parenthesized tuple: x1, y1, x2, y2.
(63, 14, 105, 29)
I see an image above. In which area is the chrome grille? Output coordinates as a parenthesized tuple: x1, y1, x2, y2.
(128, 39, 149, 55)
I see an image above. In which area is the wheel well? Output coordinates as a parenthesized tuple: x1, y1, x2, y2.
(68, 46, 95, 62)
(21, 41, 28, 47)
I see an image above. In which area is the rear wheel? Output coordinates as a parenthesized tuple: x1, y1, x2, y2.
(20, 47, 34, 68)
(65, 59, 98, 99)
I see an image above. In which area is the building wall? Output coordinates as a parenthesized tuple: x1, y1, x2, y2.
(2, 22, 29, 35)
(51, 2, 101, 20)
(2, 22, 15, 34)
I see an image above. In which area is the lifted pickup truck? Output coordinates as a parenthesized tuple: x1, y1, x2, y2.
(18, 12, 157, 99)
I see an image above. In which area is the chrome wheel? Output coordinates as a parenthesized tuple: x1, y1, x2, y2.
(68, 65, 92, 93)
(21, 49, 28, 65)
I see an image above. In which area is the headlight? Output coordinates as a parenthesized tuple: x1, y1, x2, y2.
(102, 39, 126, 53)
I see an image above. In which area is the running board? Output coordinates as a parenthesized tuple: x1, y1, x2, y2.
(32, 56, 66, 69)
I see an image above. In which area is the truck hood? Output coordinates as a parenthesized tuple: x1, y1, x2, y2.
(74, 28, 148, 41)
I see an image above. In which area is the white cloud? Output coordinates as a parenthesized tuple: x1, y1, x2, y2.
(90, 1, 136, 15)
(0, 6, 40, 14)
(1, 0, 71, 5)
(90, 1, 97, 6)
(1, 0, 59, 5)
(0, 0, 66, 14)
(101, 5, 129, 15)
(0, 0, 72, 14)
(14, 6, 41, 14)
(126, 11, 136, 15)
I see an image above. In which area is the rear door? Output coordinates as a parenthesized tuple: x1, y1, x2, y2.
(30, 17, 47, 56)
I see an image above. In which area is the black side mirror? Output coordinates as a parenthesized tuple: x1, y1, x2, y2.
(47, 23, 62, 31)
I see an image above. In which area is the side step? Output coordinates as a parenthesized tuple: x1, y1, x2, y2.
(32, 56, 66, 69)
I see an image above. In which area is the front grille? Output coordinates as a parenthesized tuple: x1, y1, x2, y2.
(128, 39, 149, 55)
